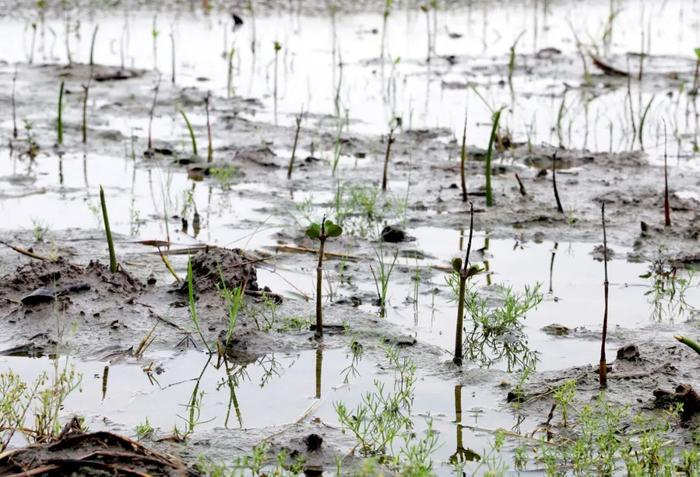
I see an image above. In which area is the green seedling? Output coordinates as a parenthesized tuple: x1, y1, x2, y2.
(553, 379, 577, 427)
(600, 203, 609, 387)
(459, 111, 468, 202)
(306, 217, 343, 339)
(369, 246, 398, 316)
(135, 418, 154, 440)
(179, 108, 198, 156)
(451, 203, 481, 365)
(57, 80, 65, 146)
(287, 110, 303, 179)
(382, 117, 401, 191)
(99, 186, 118, 273)
(675, 335, 700, 355)
(484, 109, 502, 207)
(217, 269, 244, 348)
(89, 25, 98, 66)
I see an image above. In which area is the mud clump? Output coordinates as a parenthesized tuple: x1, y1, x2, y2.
(178, 247, 259, 294)
(653, 384, 700, 422)
(0, 423, 198, 477)
(0, 258, 143, 306)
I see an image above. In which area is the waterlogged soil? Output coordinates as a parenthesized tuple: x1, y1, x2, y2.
(0, 0, 699, 475)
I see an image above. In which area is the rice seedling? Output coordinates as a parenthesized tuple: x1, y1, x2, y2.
(369, 245, 398, 316)
(56, 80, 65, 146)
(99, 185, 118, 273)
(306, 217, 343, 339)
(450, 203, 481, 365)
(599, 203, 609, 387)
(459, 110, 468, 202)
(507, 31, 525, 92)
(89, 25, 98, 66)
(382, 117, 401, 191)
(552, 152, 565, 214)
(205, 93, 213, 162)
(187, 257, 212, 353)
(287, 110, 303, 179)
(179, 108, 198, 156)
(217, 268, 245, 348)
(484, 109, 502, 207)
(553, 379, 576, 427)
(675, 335, 700, 355)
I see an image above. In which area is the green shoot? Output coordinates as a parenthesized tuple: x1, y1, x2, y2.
(484, 109, 502, 207)
(306, 217, 343, 339)
(89, 25, 98, 66)
(179, 108, 198, 156)
(287, 110, 303, 179)
(99, 185, 118, 273)
(57, 80, 65, 146)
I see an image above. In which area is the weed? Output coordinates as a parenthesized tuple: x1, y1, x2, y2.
(246, 291, 281, 332)
(99, 185, 118, 273)
(306, 217, 343, 339)
(553, 379, 577, 426)
(31, 218, 49, 242)
(217, 270, 244, 348)
(641, 253, 697, 321)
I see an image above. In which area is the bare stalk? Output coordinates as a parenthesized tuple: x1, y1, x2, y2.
(454, 203, 475, 365)
(57, 81, 65, 146)
(552, 152, 564, 214)
(460, 111, 468, 202)
(382, 122, 398, 191)
(11, 68, 17, 139)
(81, 74, 92, 144)
(315, 219, 327, 339)
(89, 25, 99, 66)
(287, 111, 303, 179)
(515, 173, 527, 196)
(147, 77, 161, 153)
(100, 185, 118, 273)
(599, 203, 609, 387)
(205, 93, 213, 162)
(663, 122, 671, 227)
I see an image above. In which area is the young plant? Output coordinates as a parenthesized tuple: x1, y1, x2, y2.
(484, 109, 502, 207)
(381, 117, 401, 191)
(553, 379, 577, 426)
(57, 80, 65, 146)
(179, 108, 198, 156)
(306, 218, 343, 339)
(459, 111, 468, 202)
(99, 185, 118, 273)
(273, 41, 281, 123)
(217, 270, 245, 348)
(11, 68, 17, 139)
(226, 47, 235, 98)
(369, 246, 398, 316)
(451, 203, 481, 365)
(552, 151, 565, 214)
(600, 203, 609, 387)
(287, 110, 303, 179)
(146, 77, 161, 154)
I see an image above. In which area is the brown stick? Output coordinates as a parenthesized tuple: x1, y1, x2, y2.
(0, 240, 52, 262)
(552, 152, 564, 214)
(515, 173, 527, 196)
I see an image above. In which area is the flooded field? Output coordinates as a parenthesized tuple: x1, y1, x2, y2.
(0, 0, 699, 475)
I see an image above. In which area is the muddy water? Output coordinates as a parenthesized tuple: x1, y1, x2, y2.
(1, 0, 700, 475)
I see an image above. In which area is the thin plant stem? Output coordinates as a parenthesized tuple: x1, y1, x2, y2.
(315, 218, 327, 339)
(147, 78, 160, 152)
(81, 74, 92, 144)
(287, 111, 303, 179)
(179, 108, 198, 156)
(99, 185, 118, 273)
(663, 121, 671, 227)
(57, 81, 65, 146)
(485, 109, 502, 207)
(89, 25, 99, 66)
(205, 93, 213, 162)
(599, 203, 609, 387)
(515, 173, 527, 196)
(552, 152, 564, 214)
(382, 125, 396, 191)
(170, 30, 176, 84)
(460, 111, 468, 202)
(454, 202, 475, 365)
(11, 68, 17, 139)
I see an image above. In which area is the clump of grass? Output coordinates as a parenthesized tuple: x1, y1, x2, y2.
(552, 151, 564, 214)
(451, 203, 481, 365)
(99, 185, 118, 273)
(57, 80, 65, 146)
(382, 117, 401, 191)
(484, 109, 502, 207)
(599, 203, 609, 387)
(306, 217, 343, 339)
(287, 110, 303, 179)
(179, 108, 198, 156)
(369, 245, 398, 316)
